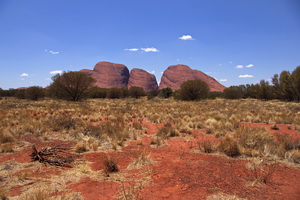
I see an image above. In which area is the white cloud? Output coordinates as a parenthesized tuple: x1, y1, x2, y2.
(50, 70, 63, 75)
(147, 70, 155, 74)
(45, 49, 59, 54)
(245, 64, 254, 68)
(179, 35, 195, 40)
(229, 61, 233, 64)
(205, 72, 212, 74)
(141, 47, 159, 52)
(124, 48, 139, 51)
(20, 73, 29, 77)
(49, 50, 59, 55)
(236, 65, 243, 69)
(239, 74, 254, 78)
(219, 79, 227, 82)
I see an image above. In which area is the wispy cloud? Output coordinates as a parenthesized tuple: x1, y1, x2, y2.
(124, 48, 139, 52)
(245, 64, 254, 68)
(141, 47, 159, 52)
(50, 70, 63, 75)
(179, 35, 195, 40)
(236, 64, 254, 69)
(45, 49, 59, 54)
(219, 79, 227, 82)
(20, 73, 29, 77)
(147, 70, 155, 74)
(239, 74, 254, 78)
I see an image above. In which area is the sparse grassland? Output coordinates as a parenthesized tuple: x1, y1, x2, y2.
(0, 97, 299, 199)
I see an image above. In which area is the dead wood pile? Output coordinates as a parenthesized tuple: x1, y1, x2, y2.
(31, 145, 80, 167)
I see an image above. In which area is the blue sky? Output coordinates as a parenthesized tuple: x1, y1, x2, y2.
(0, 0, 299, 89)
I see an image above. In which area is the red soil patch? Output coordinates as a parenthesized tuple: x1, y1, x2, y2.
(14, 165, 62, 179)
(0, 148, 32, 163)
(69, 177, 119, 200)
(84, 149, 141, 171)
(8, 185, 23, 197)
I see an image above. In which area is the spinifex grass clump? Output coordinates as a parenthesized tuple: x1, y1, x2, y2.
(217, 136, 241, 157)
(156, 126, 179, 139)
(103, 156, 119, 175)
(235, 127, 275, 154)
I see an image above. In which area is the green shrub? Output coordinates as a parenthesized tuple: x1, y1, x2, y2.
(223, 86, 243, 99)
(25, 86, 45, 101)
(129, 86, 145, 98)
(88, 87, 107, 98)
(159, 88, 173, 98)
(179, 80, 209, 101)
(107, 88, 124, 99)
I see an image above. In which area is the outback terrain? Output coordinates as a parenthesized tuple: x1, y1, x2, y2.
(0, 98, 299, 200)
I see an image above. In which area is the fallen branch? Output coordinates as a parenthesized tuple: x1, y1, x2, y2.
(31, 145, 80, 167)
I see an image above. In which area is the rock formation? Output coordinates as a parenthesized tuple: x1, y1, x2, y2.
(80, 62, 225, 92)
(128, 68, 158, 91)
(80, 62, 130, 88)
(159, 64, 225, 91)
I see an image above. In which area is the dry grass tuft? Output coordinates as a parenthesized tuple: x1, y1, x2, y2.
(0, 131, 15, 144)
(103, 156, 119, 175)
(217, 136, 241, 157)
(285, 149, 300, 164)
(246, 159, 276, 186)
(0, 143, 14, 153)
(207, 193, 245, 200)
(74, 141, 89, 153)
(156, 126, 179, 139)
(0, 186, 8, 200)
(128, 150, 152, 169)
(22, 187, 49, 200)
(197, 140, 215, 153)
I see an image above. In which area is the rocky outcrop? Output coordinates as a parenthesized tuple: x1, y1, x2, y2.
(80, 62, 130, 88)
(159, 64, 225, 91)
(128, 68, 158, 91)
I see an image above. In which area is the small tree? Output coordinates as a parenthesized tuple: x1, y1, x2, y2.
(49, 71, 95, 101)
(291, 66, 300, 101)
(129, 86, 145, 98)
(179, 80, 209, 101)
(25, 86, 45, 101)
